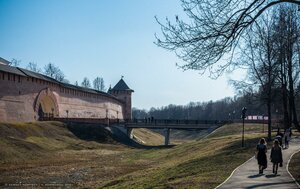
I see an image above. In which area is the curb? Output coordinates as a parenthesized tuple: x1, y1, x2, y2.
(215, 156, 255, 189)
(286, 149, 300, 188)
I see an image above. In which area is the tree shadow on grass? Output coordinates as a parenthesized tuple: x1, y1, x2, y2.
(65, 122, 175, 149)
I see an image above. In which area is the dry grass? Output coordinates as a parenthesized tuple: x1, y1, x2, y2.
(0, 122, 275, 188)
(289, 151, 300, 184)
(100, 123, 265, 189)
(132, 128, 164, 146)
(288, 138, 300, 186)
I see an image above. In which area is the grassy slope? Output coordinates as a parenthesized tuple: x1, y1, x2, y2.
(289, 148, 300, 185)
(0, 121, 121, 163)
(0, 122, 137, 187)
(0, 122, 280, 188)
(132, 128, 164, 146)
(101, 123, 266, 189)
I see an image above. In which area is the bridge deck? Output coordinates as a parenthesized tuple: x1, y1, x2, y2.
(125, 123, 215, 129)
(40, 117, 227, 129)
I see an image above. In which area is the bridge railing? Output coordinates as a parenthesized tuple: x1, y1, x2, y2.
(124, 119, 229, 125)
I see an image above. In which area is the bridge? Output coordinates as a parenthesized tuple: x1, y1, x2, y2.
(41, 117, 228, 145)
(124, 119, 227, 145)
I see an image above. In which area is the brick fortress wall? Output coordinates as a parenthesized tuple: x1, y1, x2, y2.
(0, 68, 129, 122)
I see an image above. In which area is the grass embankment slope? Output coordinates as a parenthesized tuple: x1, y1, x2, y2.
(132, 128, 164, 146)
(289, 141, 300, 185)
(0, 121, 119, 163)
(102, 124, 265, 189)
(287, 129, 300, 186)
(0, 122, 287, 188)
(0, 121, 165, 187)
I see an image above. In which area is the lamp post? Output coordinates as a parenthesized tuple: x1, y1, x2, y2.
(242, 107, 247, 147)
(117, 111, 119, 123)
(66, 110, 69, 118)
(262, 114, 264, 133)
(51, 108, 54, 119)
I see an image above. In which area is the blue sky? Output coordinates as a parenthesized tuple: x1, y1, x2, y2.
(0, 0, 238, 110)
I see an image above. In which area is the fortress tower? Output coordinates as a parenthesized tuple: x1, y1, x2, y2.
(0, 57, 131, 122)
(108, 78, 134, 120)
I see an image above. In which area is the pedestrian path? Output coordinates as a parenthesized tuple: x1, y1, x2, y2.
(217, 137, 300, 189)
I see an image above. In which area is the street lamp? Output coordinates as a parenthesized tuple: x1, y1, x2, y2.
(241, 107, 247, 147)
(51, 108, 54, 118)
(117, 111, 119, 123)
(262, 114, 264, 133)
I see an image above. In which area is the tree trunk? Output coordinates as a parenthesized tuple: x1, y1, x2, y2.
(287, 42, 300, 131)
(267, 97, 272, 141)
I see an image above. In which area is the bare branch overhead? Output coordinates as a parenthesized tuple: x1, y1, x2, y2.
(155, 0, 300, 78)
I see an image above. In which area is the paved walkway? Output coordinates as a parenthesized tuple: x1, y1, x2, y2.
(217, 137, 300, 189)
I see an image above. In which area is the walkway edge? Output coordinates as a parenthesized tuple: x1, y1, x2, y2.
(286, 149, 300, 188)
(215, 156, 255, 189)
(202, 125, 223, 139)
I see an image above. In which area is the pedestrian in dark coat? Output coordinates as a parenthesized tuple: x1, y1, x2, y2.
(256, 138, 267, 174)
(270, 139, 283, 175)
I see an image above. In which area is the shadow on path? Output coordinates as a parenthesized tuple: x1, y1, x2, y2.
(245, 181, 296, 189)
(248, 174, 264, 179)
(265, 174, 281, 178)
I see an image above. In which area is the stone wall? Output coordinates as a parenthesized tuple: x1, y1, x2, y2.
(110, 90, 132, 120)
(0, 70, 125, 122)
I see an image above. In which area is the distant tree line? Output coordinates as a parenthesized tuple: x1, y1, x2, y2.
(8, 60, 106, 92)
(133, 88, 300, 122)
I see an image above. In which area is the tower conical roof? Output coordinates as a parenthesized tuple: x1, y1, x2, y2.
(112, 78, 134, 92)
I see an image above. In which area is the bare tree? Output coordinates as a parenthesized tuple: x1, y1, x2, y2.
(231, 5, 300, 132)
(231, 12, 279, 139)
(44, 63, 65, 82)
(27, 62, 42, 73)
(274, 6, 300, 129)
(9, 59, 21, 67)
(81, 77, 91, 88)
(155, 0, 300, 77)
(93, 77, 106, 92)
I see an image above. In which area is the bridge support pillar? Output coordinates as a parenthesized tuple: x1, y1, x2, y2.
(164, 128, 170, 146)
(127, 128, 133, 139)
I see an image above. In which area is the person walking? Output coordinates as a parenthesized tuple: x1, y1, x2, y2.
(284, 128, 291, 149)
(256, 138, 267, 174)
(270, 139, 283, 175)
(275, 129, 283, 146)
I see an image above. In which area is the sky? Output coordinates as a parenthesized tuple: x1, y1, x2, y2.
(0, 0, 240, 110)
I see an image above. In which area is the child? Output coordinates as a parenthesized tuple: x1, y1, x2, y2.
(256, 138, 267, 174)
(270, 139, 283, 175)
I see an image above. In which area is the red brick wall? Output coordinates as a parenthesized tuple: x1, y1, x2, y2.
(110, 90, 132, 119)
(0, 71, 125, 122)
